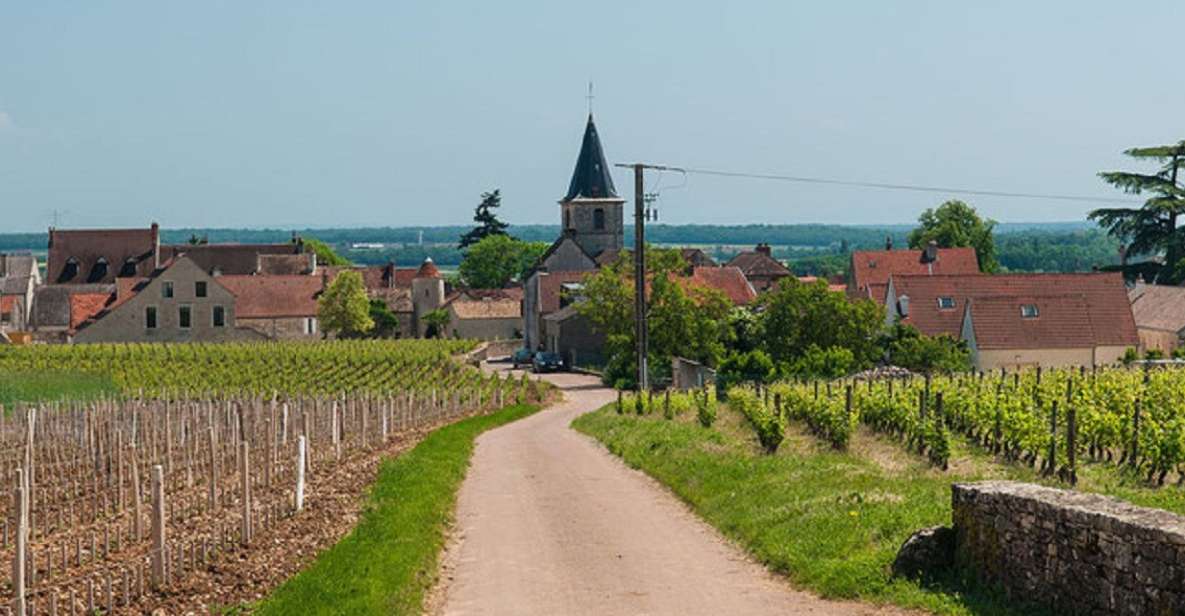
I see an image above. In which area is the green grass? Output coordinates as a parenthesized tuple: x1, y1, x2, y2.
(573, 405, 1067, 615)
(0, 371, 117, 409)
(257, 402, 541, 616)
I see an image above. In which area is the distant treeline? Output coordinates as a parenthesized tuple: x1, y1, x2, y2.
(1, 222, 1115, 275)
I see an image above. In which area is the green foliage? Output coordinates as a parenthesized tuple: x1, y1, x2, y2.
(696, 388, 717, 427)
(367, 299, 401, 339)
(759, 278, 882, 370)
(995, 229, 1120, 272)
(727, 386, 784, 453)
(579, 247, 733, 389)
(785, 345, 856, 380)
(884, 324, 971, 374)
(0, 371, 117, 409)
(1122, 347, 1139, 366)
(1090, 142, 1185, 284)
(422, 308, 451, 339)
(458, 234, 547, 288)
(717, 349, 776, 392)
(1144, 348, 1166, 360)
(908, 200, 998, 273)
(304, 236, 351, 267)
(258, 403, 540, 616)
(318, 271, 375, 337)
(458, 189, 510, 249)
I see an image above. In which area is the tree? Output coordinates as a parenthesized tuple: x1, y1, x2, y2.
(304, 237, 350, 267)
(367, 299, 401, 338)
(459, 189, 510, 249)
(317, 271, 374, 337)
(716, 349, 776, 391)
(578, 247, 733, 389)
(422, 308, 451, 339)
(882, 324, 970, 374)
(1089, 142, 1185, 284)
(908, 200, 998, 273)
(786, 345, 856, 379)
(458, 234, 548, 288)
(759, 278, 883, 371)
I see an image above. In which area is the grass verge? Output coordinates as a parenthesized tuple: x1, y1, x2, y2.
(0, 371, 118, 409)
(573, 404, 1051, 616)
(257, 402, 541, 616)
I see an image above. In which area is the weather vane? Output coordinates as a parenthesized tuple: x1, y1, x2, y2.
(587, 81, 594, 115)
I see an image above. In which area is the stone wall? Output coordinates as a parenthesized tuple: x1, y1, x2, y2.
(952, 481, 1185, 615)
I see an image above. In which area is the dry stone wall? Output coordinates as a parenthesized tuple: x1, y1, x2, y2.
(952, 481, 1185, 615)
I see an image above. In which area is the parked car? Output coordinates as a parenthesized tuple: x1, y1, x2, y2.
(532, 351, 566, 373)
(511, 347, 534, 368)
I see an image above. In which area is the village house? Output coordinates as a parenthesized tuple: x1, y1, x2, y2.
(0, 254, 40, 338)
(1128, 283, 1185, 354)
(31, 284, 114, 343)
(726, 244, 792, 292)
(884, 272, 1138, 369)
(848, 241, 980, 301)
(443, 288, 523, 340)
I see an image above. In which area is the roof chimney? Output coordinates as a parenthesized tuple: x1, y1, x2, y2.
(921, 240, 938, 264)
(885, 235, 893, 250)
(756, 243, 771, 257)
(151, 222, 161, 269)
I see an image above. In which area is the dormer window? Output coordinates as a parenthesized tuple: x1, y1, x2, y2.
(1021, 304, 1039, 318)
(58, 257, 79, 283)
(119, 258, 138, 277)
(87, 257, 109, 283)
(896, 294, 910, 317)
(937, 297, 956, 310)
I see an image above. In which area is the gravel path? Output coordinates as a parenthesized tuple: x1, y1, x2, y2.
(433, 365, 912, 616)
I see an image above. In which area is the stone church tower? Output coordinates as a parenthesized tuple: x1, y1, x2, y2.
(559, 114, 624, 258)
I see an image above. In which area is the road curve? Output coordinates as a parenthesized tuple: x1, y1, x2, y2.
(434, 365, 910, 616)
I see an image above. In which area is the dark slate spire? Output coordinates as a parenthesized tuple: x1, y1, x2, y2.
(564, 114, 618, 201)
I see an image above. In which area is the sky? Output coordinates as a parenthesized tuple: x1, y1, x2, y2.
(1, 2, 1181, 232)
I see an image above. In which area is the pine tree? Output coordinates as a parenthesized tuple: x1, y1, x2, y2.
(1090, 142, 1185, 284)
(459, 189, 510, 249)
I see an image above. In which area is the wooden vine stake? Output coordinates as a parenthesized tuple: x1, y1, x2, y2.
(296, 436, 307, 513)
(240, 441, 252, 546)
(13, 474, 27, 616)
(151, 464, 166, 590)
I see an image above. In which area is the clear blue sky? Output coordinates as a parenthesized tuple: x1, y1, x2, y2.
(1, 2, 1180, 232)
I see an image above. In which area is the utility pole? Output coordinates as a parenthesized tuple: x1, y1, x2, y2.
(615, 163, 681, 392)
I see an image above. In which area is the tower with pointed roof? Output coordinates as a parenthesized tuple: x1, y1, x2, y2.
(560, 115, 625, 258)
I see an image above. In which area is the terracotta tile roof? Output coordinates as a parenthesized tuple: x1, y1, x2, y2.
(48, 226, 158, 284)
(966, 295, 1099, 350)
(217, 275, 324, 319)
(797, 276, 848, 293)
(32, 284, 115, 328)
(726, 251, 792, 279)
(682, 266, 757, 306)
(70, 293, 114, 330)
(415, 258, 441, 279)
(0, 296, 16, 314)
(1128, 283, 1185, 334)
(161, 243, 299, 276)
(257, 254, 315, 276)
(890, 273, 1138, 348)
(320, 265, 418, 290)
(851, 247, 979, 299)
(536, 271, 592, 314)
(446, 295, 522, 320)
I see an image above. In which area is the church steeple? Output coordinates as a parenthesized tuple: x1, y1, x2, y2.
(564, 114, 618, 201)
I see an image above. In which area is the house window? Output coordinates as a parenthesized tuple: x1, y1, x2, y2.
(87, 257, 109, 283)
(564, 209, 572, 229)
(594, 208, 605, 230)
(1020, 304, 1039, 318)
(305, 318, 317, 335)
(212, 305, 225, 327)
(937, 297, 956, 309)
(179, 305, 191, 329)
(162, 281, 174, 299)
(145, 306, 157, 329)
(195, 281, 207, 298)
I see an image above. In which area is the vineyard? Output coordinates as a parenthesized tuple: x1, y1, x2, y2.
(0, 340, 542, 615)
(720, 365, 1185, 486)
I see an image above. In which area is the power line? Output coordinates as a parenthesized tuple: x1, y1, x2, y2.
(672, 166, 1141, 205)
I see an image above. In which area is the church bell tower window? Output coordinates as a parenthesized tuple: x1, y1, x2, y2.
(594, 208, 605, 231)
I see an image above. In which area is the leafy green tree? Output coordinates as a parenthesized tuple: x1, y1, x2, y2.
(459, 234, 547, 288)
(759, 278, 883, 370)
(459, 189, 510, 249)
(716, 349, 776, 391)
(883, 324, 970, 374)
(578, 247, 733, 389)
(786, 345, 856, 379)
(367, 299, 401, 338)
(422, 308, 451, 339)
(1089, 142, 1185, 284)
(304, 237, 351, 267)
(317, 271, 374, 337)
(908, 200, 998, 273)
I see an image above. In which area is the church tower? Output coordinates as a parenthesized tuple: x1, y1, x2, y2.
(560, 115, 625, 258)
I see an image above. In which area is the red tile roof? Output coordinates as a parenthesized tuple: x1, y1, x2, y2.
(682, 266, 757, 305)
(0, 296, 16, 314)
(415, 259, 441, 279)
(48, 226, 159, 284)
(965, 295, 1103, 350)
(889, 273, 1138, 348)
(217, 275, 324, 319)
(536, 271, 592, 314)
(70, 293, 114, 330)
(851, 247, 979, 299)
(726, 251, 792, 279)
(1128, 283, 1185, 334)
(321, 265, 418, 290)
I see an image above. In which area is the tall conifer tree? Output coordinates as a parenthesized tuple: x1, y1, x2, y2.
(459, 189, 510, 249)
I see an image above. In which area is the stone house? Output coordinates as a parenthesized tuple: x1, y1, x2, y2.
(726, 244, 792, 292)
(73, 256, 261, 343)
(215, 274, 323, 340)
(31, 284, 115, 343)
(443, 288, 522, 341)
(320, 260, 443, 338)
(0, 254, 40, 333)
(47, 224, 161, 284)
(884, 272, 1138, 369)
(848, 243, 980, 301)
(1127, 283, 1185, 354)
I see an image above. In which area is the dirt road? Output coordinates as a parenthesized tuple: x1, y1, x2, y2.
(434, 365, 909, 615)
